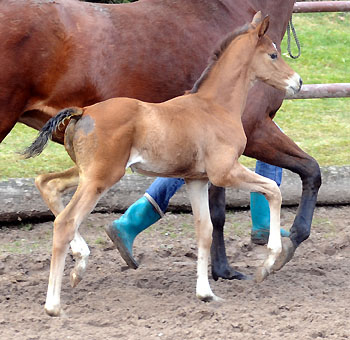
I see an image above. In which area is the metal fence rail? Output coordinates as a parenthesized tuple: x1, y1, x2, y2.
(294, 1, 350, 13)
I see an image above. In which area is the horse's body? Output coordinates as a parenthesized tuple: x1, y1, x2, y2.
(26, 15, 302, 316)
(1, 0, 321, 280)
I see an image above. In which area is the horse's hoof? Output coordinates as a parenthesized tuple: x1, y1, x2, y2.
(45, 304, 62, 317)
(70, 270, 83, 288)
(254, 267, 269, 283)
(212, 295, 224, 302)
(198, 294, 223, 303)
(212, 266, 248, 281)
(271, 237, 296, 272)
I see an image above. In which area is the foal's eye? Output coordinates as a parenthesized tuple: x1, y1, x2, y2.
(269, 53, 278, 60)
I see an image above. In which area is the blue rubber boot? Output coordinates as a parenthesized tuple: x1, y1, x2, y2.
(250, 192, 290, 245)
(105, 196, 161, 269)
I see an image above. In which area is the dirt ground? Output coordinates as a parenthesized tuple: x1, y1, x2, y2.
(1, 205, 350, 340)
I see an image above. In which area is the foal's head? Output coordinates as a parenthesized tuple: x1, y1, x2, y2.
(248, 12, 302, 96)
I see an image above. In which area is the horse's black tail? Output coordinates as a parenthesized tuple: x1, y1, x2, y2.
(22, 107, 83, 159)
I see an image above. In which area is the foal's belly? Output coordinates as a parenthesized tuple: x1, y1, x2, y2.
(126, 147, 208, 179)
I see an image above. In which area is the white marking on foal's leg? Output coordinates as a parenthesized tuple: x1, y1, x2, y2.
(186, 180, 222, 302)
(255, 181, 282, 282)
(45, 243, 70, 317)
(196, 247, 221, 302)
(69, 231, 90, 288)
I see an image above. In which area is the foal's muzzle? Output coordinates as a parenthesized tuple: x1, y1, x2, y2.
(285, 72, 302, 96)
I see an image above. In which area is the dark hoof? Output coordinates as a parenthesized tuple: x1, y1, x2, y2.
(212, 266, 248, 281)
(105, 224, 139, 269)
(271, 237, 296, 272)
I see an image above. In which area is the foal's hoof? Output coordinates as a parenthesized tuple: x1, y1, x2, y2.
(254, 267, 269, 283)
(45, 304, 63, 317)
(271, 237, 296, 272)
(198, 294, 224, 303)
(70, 270, 83, 288)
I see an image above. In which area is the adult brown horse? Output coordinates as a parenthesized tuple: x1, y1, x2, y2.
(1, 0, 320, 279)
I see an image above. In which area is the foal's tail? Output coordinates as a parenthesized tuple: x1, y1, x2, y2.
(23, 107, 83, 159)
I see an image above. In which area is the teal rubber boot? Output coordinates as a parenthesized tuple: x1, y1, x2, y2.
(250, 192, 290, 245)
(105, 196, 161, 269)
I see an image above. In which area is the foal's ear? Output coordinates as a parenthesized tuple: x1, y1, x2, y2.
(257, 15, 270, 38)
(251, 11, 263, 27)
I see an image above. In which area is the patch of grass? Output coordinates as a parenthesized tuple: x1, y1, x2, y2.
(19, 223, 34, 231)
(0, 124, 74, 180)
(312, 216, 336, 239)
(94, 236, 108, 246)
(225, 212, 251, 237)
(281, 12, 350, 84)
(0, 13, 349, 179)
(0, 239, 43, 254)
(159, 223, 180, 239)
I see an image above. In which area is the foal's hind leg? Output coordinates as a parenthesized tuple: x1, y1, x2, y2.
(44, 175, 117, 316)
(186, 179, 222, 302)
(210, 162, 282, 283)
(35, 166, 79, 216)
(69, 231, 90, 288)
(35, 166, 90, 286)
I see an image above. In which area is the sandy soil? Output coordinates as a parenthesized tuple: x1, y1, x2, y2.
(1, 205, 350, 340)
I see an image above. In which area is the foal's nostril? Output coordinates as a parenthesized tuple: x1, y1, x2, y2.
(299, 78, 303, 88)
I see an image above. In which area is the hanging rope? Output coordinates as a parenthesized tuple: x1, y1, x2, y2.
(287, 17, 301, 59)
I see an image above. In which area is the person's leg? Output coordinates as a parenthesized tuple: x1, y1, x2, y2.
(145, 177, 185, 213)
(250, 160, 290, 245)
(105, 177, 185, 268)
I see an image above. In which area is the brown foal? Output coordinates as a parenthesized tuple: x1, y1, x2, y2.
(26, 13, 301, 316)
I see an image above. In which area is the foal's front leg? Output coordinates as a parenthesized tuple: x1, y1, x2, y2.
(186, 179, 221, 302)
(236, 164, 282, 282)
(211, 162, 282, 282)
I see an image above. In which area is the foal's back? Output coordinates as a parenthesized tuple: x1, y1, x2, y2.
(72, 91, 245, 180)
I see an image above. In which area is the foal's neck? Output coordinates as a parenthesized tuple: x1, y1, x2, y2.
(196, 35, 257, 115)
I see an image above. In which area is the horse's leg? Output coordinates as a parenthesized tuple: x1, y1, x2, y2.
(35, 166, 91, 284)
(35, 166, 79, 216)
(0, 116, 17, 143)
(186, 179, 221, 302)
(69, 230, 90, 288)
(245, 119, 321, 271)
(45, 181, 101, 316)
(0, 102, 26, 143)
(209, 184, 247, 281)
(210, 162, 283, 283)
(44, 169, 122, 316)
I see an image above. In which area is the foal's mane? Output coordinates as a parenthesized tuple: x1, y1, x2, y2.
(190, 23, 250, 94)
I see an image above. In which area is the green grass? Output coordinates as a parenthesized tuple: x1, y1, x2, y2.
(0, 125, 74, 180)
(275, 12, 350, 166)
(0, 12, 349, 179)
